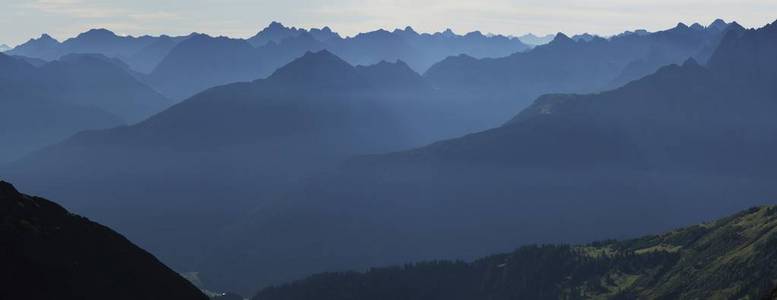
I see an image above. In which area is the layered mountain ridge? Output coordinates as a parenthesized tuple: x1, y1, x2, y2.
(0, 52, 169, 162)
(188, 19, 777, 293)
(4, 19, 776, 296)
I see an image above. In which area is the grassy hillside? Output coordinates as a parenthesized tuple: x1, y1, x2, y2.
(254, 206, 777, 300)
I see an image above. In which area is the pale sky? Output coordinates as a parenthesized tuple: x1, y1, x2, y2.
(1, 0, 776, 46)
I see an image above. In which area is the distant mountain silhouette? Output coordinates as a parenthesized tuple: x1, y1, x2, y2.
(188, 20, 777, 293)
(8, 34, 61, 60)
(140, 22, 529, 99)
(9, 23, 529, 101)
(0, 181, 207, 300)
(0, 44, 10, 52)
(253, 206, 777, 300)
(145, 34, 265, 99)
(424, 20, 743, 132)
(0, 51, 170, 162)
(8, 30, 189, 73)
(250, 22, 530, 72)
(247, 21, 321, 47)
(124, 35, 190, 73)
(328, 26, 529, 72)
(0, 53, 122, 162)
(40, 53, 172, 122)
(571, 33, 599, 41)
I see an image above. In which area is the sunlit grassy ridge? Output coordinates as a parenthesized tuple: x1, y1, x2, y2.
(572, 206, 777, 299)
(254, 206, 777, 300)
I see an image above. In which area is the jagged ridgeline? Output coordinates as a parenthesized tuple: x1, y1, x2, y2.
(0, 181, 207, 300)
(254, 206, 777, 300)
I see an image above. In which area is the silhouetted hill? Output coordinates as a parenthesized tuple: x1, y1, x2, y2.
(253, 206, 777, 299)
(423, 20, 743, 132)
(0, 181, 208, 300)
(188, 20, 777, 293)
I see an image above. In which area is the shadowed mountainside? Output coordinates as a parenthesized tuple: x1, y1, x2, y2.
(0, 181, 208, 300)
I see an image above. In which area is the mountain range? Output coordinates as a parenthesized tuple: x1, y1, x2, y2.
(253, 205, 777, 299)
(7, 30, 189, 73)
(0, 52, 169, 162)
(3, 18, 776, 296)
(145, 23, 531, 99)
(9, 22, 529, 100)
(0, 181, 207, 300)
(188, 20, 777, 293)
(423, 19, 742, 132)
(1, 50, 454, 287)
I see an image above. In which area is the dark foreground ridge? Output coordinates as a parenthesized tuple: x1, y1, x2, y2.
(254, 206, 777, 299)
(0, 181, 207, 300)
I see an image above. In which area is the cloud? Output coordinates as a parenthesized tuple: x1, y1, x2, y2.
(128, 11, 181, 22)
(24, 0, 126, 18)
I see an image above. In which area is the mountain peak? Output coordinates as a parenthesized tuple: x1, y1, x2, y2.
(675, 22, 690, 30)
(395, 26, 418, 35)
(298, 49, 344, 62)
(0, 181, 20, 197)
(363, 59, 415, 73)
(39, 33, 56, 41)
(77, 28, 118, 39)
(465, 31, 485, 38)
(728, 21, 745, 31)
(550, 32, 573, 44)
(690, 23, 704, 30)
(269, 50, 355, 83)
(709, 19, 728, 30)
(267, 21, 286, 30)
